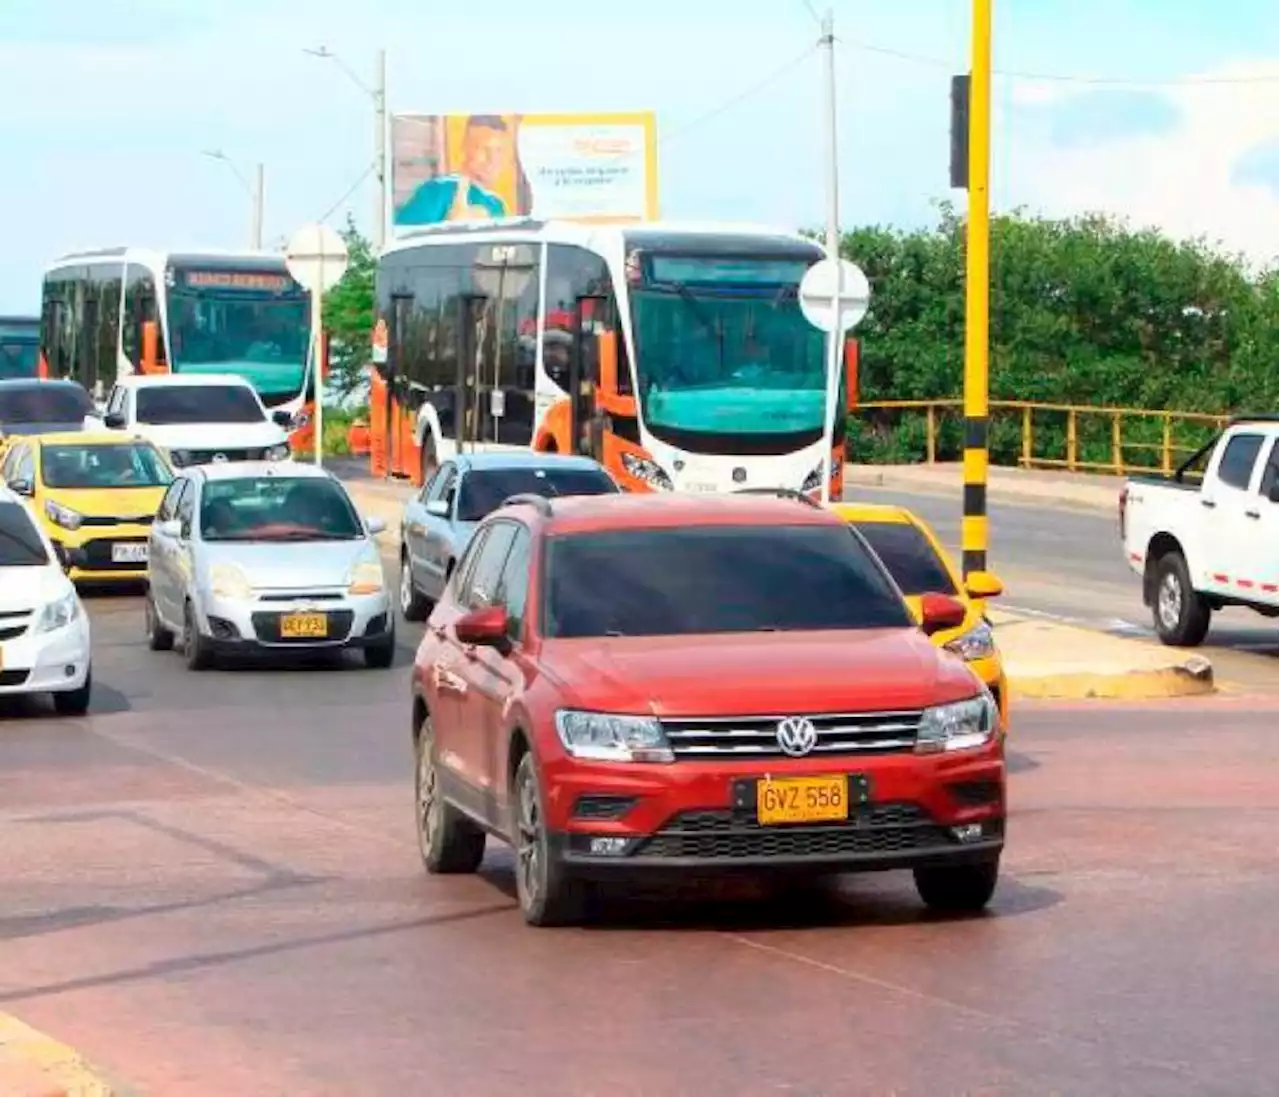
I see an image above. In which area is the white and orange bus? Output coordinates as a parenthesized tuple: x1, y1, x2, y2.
(39, 248, 318, 450)
(370, 219, 857, 495)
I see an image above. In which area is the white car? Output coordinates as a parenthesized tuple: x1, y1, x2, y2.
(144, 461, 395, 670)
(0, 485, 92, 713)
(101, 373, 293, 469)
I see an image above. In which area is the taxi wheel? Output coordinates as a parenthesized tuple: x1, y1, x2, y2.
(913, 860, 999, 913)
(52, 669, 92, 717)
(363, 627, 396, 669)
(145, 593, 174, 652)
(415, 713, 485, 873)
(512, 751, 586, 927)
(183, 602, 213, 671)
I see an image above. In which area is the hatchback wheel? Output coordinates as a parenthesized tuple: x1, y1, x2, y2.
(183, 602, 213, 671)
(512, 751, 585, 926)
(415, 713, 485, 873)
(145, 592, 174, 652)
(399, 550, 430, 622)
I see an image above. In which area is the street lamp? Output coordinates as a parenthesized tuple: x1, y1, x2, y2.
(202, 149, 264, 250)
(304, 45, 387, 250)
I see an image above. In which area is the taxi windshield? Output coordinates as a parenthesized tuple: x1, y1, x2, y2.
(200, 476, 364, 542)
(854, 521, 958, 596)
(41, 443, 173, 490)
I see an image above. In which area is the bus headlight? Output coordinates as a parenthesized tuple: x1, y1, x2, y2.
(265, 444, 290, 462)
(620, 453, 673, 491)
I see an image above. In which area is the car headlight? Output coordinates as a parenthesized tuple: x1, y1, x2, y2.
(554, 710, 673, 763)
(265, 444, 291, 462)
(801, 456, 843, 493)
(944, 620, 996, 661)
(208, 562, 253, 600)
(619, 453, 673, 491)
(36, 590, 81, 633)
(44, 499, 83, 531)
(347, 560, 384, 595)
(916, 692, 998, 754)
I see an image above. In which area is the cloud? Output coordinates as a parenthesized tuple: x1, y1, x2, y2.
(1043, 89, 1182, 148)
(999, 59, 1280, 266)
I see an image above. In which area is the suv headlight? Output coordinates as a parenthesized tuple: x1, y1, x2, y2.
(36, 590, 81, 633)
(208, 562, 253, 600)
(801, 456, 842, 493)
(44, 499, 83, 531)
(619, 453, 673, 492)
(265, 443, 290, 462)
(347, 560, 384, 595)
(916, 692, 998, 754)
(555, 710, 673, 763)
(944, 620, 996, 661)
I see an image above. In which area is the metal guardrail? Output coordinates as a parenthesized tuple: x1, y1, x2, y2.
(852, 399, 1231, 476)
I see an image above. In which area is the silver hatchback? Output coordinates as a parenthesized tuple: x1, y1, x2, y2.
(145, 461, 394, 670)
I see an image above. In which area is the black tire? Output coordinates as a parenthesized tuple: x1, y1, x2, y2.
(398, 549, 430, 622)
(511, 750, 586, 926)
(363, 624, 396, 669)
(52, 669, 92, 716)
(1152, 551, 1211, 647)
(183, 602, 213, 671)
(914, 860, 999, 913)
(415, 713, 485, 873)
(145, 592, 174, 652)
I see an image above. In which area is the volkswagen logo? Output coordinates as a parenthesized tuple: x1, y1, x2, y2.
(775, 716, 818, 757)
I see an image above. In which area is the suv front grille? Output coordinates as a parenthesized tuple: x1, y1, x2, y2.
(661, 710, 922, 760)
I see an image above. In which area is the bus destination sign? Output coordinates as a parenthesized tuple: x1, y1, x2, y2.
(184, 270, 293, 292)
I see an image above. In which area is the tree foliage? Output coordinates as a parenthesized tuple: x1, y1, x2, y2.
(322, 214, 376, 403)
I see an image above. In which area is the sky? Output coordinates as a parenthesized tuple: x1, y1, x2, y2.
(0, 0, 1276, 312)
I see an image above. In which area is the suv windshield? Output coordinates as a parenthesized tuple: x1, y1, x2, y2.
(0, 384, 92, 426)
(0, 500, 49, 566)
(456, 466, 617, 522)
(136, 385, 265, 426)
(853, 521, 957, 596)
(41, 443, 174, 490)
(200, 476, 364, 542)
(543, 524, 912, 638)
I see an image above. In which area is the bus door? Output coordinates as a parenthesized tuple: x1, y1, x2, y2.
(569, 294, 607, 463)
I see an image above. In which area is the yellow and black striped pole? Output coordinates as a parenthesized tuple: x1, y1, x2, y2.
(962, 0, 992, 583)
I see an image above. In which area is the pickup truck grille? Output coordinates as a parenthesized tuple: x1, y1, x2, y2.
(661, 710, 922, 759)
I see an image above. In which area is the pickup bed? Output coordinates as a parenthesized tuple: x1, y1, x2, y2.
(1120, 416, 1278, 646)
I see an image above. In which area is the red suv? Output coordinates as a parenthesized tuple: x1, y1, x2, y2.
(410, 491, 1005, 926)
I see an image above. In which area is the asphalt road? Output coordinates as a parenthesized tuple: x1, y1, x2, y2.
(1, 586, 1276, 1096)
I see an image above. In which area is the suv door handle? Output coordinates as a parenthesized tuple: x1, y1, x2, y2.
(1200, 498, 1216, 509)
(1245, 509, 1261, 519)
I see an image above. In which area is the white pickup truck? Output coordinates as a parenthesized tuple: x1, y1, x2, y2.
(1120, 415, 1278, 646)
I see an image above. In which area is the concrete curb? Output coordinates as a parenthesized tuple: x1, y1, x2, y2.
(844, 464, 1119, 514)
(0, 1013, 126, 1097)
(1008, 657, 1216, 701)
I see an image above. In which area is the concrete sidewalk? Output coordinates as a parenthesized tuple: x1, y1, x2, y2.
(845, 462, 1125, 512)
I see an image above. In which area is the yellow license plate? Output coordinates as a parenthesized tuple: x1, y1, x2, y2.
(280, 612, 328, 639)
(757, 776, 849, 825)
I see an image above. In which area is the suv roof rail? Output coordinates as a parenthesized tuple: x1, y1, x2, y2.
(732, 486, 823, 509)
(501, 493, 553, 516)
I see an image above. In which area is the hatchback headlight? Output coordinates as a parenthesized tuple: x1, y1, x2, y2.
(36, 590, 81, 633)
(208, 562, 253, 600)
(916, 692, 998, 754)
(265, 444, 290, 462)
(555, 710, 673, 763)
(944, 621, 996, 661)
(45, 499, 83, 531)
(347, 560, 384, 595)
(619, 453, 673, 492)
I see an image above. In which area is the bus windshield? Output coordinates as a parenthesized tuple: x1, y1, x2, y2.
(166, 268, 310, 403)
(628, 253, 830, 446)
(0, 319, 40, 380)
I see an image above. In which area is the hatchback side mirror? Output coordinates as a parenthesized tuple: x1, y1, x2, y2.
(103, 412, 126, 430)
(156, 518, 183, 539)
(425, 499, 449, 518)
(9, 478, 32, 497)
(366, 516, 387, 535)
(920, 592, 967, 636)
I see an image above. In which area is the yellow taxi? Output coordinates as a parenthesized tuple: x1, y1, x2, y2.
(0, 431, 173, 582)
(830, 502, 1010, 727)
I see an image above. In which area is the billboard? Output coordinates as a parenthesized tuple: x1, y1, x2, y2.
(390, 111, 658, 232)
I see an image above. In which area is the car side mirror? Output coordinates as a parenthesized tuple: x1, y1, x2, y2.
(156, 518, 183, 539)
(454, 605, 509, 649)
(1268, 482, 1278, 504)
(9, 478, 32, 497)
(366, 516, 387, 535)
(425, 499, 449, 518)
(964, 570, 1004, 599)
(271, 409, 294, 428)
(920, 592, 967, 636)
(103, 412, 126, 430)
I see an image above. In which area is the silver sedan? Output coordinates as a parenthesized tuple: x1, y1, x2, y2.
(145, 461, 395, 670)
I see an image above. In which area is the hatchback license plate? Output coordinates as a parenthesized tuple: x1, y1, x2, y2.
(757, 775, 848, 825)
(280, 612, 328, 639)
(112, 543, 148, 563)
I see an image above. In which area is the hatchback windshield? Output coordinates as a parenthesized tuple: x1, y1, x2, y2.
(200, 476, 364, 542)
(456, 466, 617, 522)
(0, 500, 49, 566)
(136, 385, 265, 426)
(42, 443, 173, 490)
(0, 384, 92, 426)
(853, 521, 957, 596)
(543, 524, 912, 638)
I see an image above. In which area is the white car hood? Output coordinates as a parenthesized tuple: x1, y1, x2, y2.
(136, 421, 288, 451)
(0, 563, 73, 612)
(201, 539, 378, 591)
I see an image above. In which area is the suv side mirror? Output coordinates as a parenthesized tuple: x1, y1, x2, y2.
(964, 570, 1004, 599)
(103, 412, 126, 430)
(9, 478, 32, 497)
(425, 499, 449, 518)
(455, 605, 509, 649)
(920, 592, 967, 636)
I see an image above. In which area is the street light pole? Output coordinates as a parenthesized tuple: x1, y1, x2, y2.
(961, 0, 993, 581)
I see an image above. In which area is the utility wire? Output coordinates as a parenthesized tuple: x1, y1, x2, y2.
(316, 162, 375, 225)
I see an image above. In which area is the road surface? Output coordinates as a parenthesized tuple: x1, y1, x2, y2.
(1, 586, 1276, 1095)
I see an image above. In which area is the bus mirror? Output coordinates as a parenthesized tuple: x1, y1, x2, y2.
(142, 320, 160, 374)
(844, 337, 859, 412)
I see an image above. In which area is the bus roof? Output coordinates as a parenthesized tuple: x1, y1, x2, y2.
(43, 247, 292, 275)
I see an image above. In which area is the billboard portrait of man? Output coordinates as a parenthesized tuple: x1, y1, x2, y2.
(395, 114, 515, 226)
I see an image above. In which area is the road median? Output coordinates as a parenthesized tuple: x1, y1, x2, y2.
(989, 608, 1215, 700)
(845, 462, 1121, 512)
(0, 1013, 124, 1097)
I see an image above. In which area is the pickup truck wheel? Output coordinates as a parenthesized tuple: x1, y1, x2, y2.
(1153, 552, 1211, 647)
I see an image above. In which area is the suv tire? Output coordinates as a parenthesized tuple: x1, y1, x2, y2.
(512, 751, 586, 927)
(914, 860, 999, 913)
(415, 714, 485, 873)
